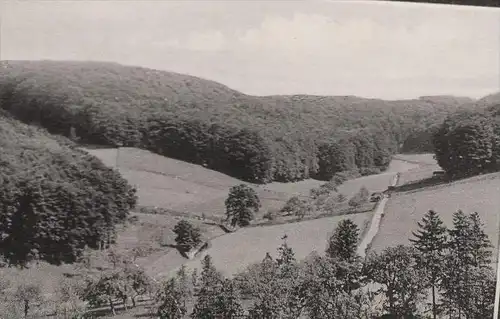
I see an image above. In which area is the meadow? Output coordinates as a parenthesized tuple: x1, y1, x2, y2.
(83, 146, 411, 280)
(83, 146, 404, 218)
(370, 155, 500, 263)
(169, 212, 371, 278)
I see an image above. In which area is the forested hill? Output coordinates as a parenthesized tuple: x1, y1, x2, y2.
(0, 60, 472, 182)
(0, 110, 137, 265)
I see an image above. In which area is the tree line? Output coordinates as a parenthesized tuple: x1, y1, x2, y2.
(0, 61, 462, 183)
(16, 209, 492, 318)
(433, 105, 500, 177)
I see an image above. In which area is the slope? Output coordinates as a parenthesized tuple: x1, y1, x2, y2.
(0, 60, 468, 183)
(370, 154, 500, 264)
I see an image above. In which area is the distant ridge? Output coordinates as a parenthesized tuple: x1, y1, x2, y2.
(0, 60, 489, 183)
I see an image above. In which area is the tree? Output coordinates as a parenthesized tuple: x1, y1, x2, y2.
(441, 211, 494, 317)
(225, 184, 260, 227)
(123, 265, 153, 308)
(364, 245, 429, 318)
(326, 219, 360, 262)
(213, 279, 245, 319)
(410, 210, 448, 319)
(337, 193, 347, 203)
(316, 141, 356, 181)
(82, 271, 123, 316)
(280, 196, 310, 219)
(173, 220, 202, 252)
(348, 186, 369, 210)
(191, 255, 224, 319)
(157, 278, 187, 319)
(14, 283, 43, 319)
(54, 277, 86, 319)
(302, 253, 372, 319)
(433, 112, 495, 177)
(468, 212, 493, 267)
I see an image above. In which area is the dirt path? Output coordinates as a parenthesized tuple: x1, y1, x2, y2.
(356, 174, 399, 258)
(355, 156, 425, 258)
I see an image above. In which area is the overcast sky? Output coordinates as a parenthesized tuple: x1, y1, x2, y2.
(1, 1, 499, 99)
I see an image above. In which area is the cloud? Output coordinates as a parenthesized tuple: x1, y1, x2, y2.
(1, 1, 498, 99)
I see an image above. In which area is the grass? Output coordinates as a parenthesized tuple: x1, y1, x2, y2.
(168, 212, 371, 278)
(84, 146, 403, 218)
(0, 151, 428, 317)
(83, 146, 416, 280)
(370, 154, 500, 264)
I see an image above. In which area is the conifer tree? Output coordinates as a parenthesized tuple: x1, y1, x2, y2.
(410, 210, 448, 319)
(191, 255, 224, 319)
(468, 212, 493, 267)
(326, 219, 360, 262)
(213, 279, 245, 319)
(157, 278, 187, 319)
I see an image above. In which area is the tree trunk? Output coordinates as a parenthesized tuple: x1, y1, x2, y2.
(432, 284, 436, 319)
(123, 297, 128, 310)
(109, 297, 116, 316)
(24, 299, 29, 318)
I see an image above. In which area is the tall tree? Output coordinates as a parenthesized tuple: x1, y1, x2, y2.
(468, 212, 493, 267)
(410, 210, 448, 319)
(225, 184, 261, 227)
(191, 255, 224, 319)
(326, 219, 360, 262)
(157, 278, 187, 319)
(213, 279, 245, 319)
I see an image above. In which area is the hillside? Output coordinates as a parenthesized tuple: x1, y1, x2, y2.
(0, 60, 468, 183)
(0, 111, 137, 265)
(370, 154, 500, 264)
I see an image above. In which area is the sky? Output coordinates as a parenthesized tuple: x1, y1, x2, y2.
(1, 0, 499, 100)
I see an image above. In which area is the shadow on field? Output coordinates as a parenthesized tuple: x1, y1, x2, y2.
(392, 176, 451, 193)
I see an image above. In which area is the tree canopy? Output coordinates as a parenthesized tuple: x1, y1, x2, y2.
(0, 61, 466, 183)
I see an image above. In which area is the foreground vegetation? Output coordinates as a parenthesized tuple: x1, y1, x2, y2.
(0, 61, 465, 183)
(0, 210, 492, 319)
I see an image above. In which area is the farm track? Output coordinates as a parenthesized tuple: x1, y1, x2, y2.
(356, 174, 400, 258)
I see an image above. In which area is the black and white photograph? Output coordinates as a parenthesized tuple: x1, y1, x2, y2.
(0, 0, 499, 318)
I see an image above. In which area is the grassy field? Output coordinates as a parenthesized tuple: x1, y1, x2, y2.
(82, 147, 414, 279)
(83, 146, 406, 218)
(370, 154, 500, 263)
(0, 150, 429, 317)
(165, 212, 371, 278)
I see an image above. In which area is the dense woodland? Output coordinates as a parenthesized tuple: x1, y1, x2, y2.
(433, 102, 500, 177)
(0, 111, 137, 266)
(0, 61, 468, 183)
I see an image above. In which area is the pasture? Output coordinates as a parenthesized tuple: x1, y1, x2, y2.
(370, 165, 500, 263)
(83, 147, 408, 217)
(82, 147, 423, 279)
(167, 212, 371, 278)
